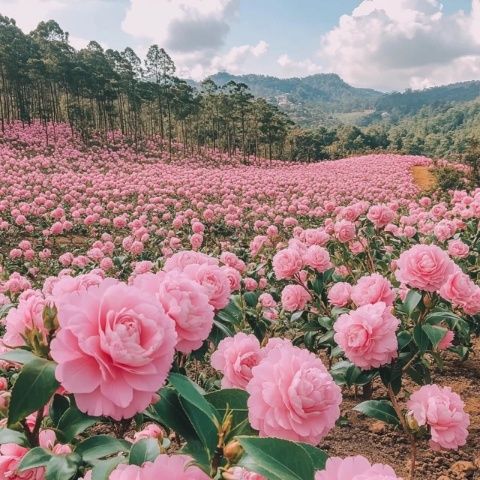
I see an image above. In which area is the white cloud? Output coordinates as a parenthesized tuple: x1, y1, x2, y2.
(0, 0, 71, 31)
(318, 0, 480, 90)
(122, 0, 239, 53)
(277, 54, 322, 76)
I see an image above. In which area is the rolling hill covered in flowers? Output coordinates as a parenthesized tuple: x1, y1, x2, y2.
(0, 122, 478, 480)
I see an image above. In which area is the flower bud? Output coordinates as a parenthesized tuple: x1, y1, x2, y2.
(405, 412, 420, 432)
(43, 304, 59, 331)
(223, 440, 243, 463)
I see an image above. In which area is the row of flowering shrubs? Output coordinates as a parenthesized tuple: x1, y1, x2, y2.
(0, 123, 478, 479)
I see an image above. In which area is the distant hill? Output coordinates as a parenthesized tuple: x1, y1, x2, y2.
(193, 73, 480, 129)
(200, 72, 382, 127)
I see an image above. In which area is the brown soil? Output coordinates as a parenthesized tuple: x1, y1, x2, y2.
(412, 166, 437, 192)
(323, 339, 480, 479)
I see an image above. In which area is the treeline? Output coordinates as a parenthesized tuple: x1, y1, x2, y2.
(0, 16, 292, 159)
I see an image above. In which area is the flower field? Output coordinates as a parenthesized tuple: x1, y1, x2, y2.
(0, 122, 478, 480)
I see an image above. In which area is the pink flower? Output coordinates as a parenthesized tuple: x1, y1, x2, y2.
(447, 239, 469, 259)
(109, 464, 144, 480)
(211, 333, 264, 389)
(281, 284, 311, 312)
(221, 266, 242, 292)
(0, 444, 44, 479)
(315, 455, 400, 480)
(142, 454, 209, 479)
(395, 245, 455, 292)
(244, 277, 258, 291)
(407, 385, 469, 451)
(303, 245, 332, 273)
(334, 302, 399, 370)
(247, 341, 341, 445)
(259, 293, 276, 308)
(272, 248, 303, 280)
(3, 291, 46, 348)
(439, 270, 480, 315)
(367, 205, 395, 228)
(351, 273, 395, 307)
(131, 424, 164, 443)
(225, 467, 266, 480)
(438, 330, 454, 351)
(134, 271, 214, 354)
(183, 263, 231, 310)
(328, 283, 352, 307)
(164, 250, 217, 272)
(50, 273, 103, 303)
(50, 279, 177, 420)
(334, 220, 356, 243)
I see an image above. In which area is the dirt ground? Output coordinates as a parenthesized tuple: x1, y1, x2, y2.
(323, 339, 480, 479)
(412, 166, 437, 191)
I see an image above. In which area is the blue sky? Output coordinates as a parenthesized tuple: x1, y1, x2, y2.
(0, 0, 479, 90)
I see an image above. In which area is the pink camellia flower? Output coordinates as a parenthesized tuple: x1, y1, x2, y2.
(244, 277, 258, 291)
(134, 271, 214, 354)
(0, 444, 44, 479)
(258, 293, 276, 308)
(438, 330, 454, 351)
(272, 248, 303, 280)
(224, 467, 266, 480)
(407, 384, 469, 451)
(247, 341, 341, 445)
(183, 263, 231, 310)
(131, 424, 164, 443)
(303, 245, 332, 273)
(334, 220, 356, 243)
(315, 455, 401, 480)
(49, 273, 103, 303)
(221, 266, 242, 292)
(439, 269, 480, 315)
(351, 273, 395, 307)
(395, 244, 455, 292)
(334, 302, 399, 370)
(211, 333, 264, 389)
(281, 284, 312, 312)
(50, 279, 177, 420)
(164, 250, 217, 272)
(367, 204, 395, 228)
(328, 282, 352, 307)
(3, 291, 46, 348)
(110, 454, 209, 479)
(447, 239, 469, 259)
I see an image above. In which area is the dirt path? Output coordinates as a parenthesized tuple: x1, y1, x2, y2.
(412, 166, 437, 191)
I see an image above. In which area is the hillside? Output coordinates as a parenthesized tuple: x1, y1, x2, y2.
(204, 72, 382, 126)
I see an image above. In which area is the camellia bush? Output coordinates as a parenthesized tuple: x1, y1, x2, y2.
(0, 122, 477, 480)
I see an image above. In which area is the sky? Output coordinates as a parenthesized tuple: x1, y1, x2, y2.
(0, 0, 479, 91)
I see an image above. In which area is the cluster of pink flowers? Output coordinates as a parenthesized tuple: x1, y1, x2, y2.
(407, 384, 470, 451)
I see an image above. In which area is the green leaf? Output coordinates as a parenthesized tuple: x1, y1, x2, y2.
(397, 331, 412, 350)
(290, 311, 304, 322)
(0, 349, 37, 365)
(128, 438, 160, 466)
(18, 447, 52, 470)
(237, 436, 314, 480)
(75, 436, 130, 463)
(205, 389, 254, 439)
(91, 458, 125, 480)
(299, 444, 328, 471)
(0, 428, 29, 446)
(8, 358, 59, 427)
(168, 373, 219, 423)
(57, 406, 96, 443)
(49, 394, 70, 427)
(422, 324, 447, 349)
(413, 325, 431, 353)
(45, 454, 80, 480)
(244, 292, 259, 308)
(404, 290, 422, 316)
(145, 388, 198, 443)
(353, 400, 400, 425)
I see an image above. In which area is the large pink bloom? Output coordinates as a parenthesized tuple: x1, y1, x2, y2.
(315, 455, 401, 480)
(183, 263, 231, 310)
(246, 341, 341, 445)
(334, 302, 399, 370)
(281, 284, 312, 312)
(395, 245, 454, 292)
(50, 279, 177, 420)
(164, 250, 218, 272)
(407, 384, 469, 451)
(3, 290, 46, 348)
(351, 273, 394, 307)
(0, 444, 44, 479)
(303, 245, 332, 273)
(110, 454, 210, 479)
(439, 269, 480, 315)
(328, 283, 352, 307)
(134, 271, 214, 354)
(211, 333, 264, 389)
(272, 248, 303, 280)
